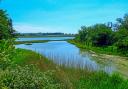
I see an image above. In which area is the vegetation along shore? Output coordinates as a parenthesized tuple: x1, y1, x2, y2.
(1, 0, 128, 88)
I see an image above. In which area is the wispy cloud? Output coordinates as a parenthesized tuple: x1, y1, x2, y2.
(14, 23, 73, 33)
(1, 0, 127, 33)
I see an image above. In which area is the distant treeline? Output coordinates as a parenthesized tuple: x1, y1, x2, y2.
(18, 32, 75, 37)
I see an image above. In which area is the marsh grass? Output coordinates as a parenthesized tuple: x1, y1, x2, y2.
(37, 49, 115, 74)
(76, 72, 128, 89)
(11, 48, 128, 89)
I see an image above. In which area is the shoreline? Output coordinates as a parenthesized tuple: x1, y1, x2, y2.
(67, 39, 128, 57)
(67, 40, 128, 78)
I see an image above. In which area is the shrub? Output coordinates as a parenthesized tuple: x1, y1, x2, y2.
(0, 40, 15, 70)
(90, 24, 114, 46)
(116, 37, 128, 55)
(0, 65, 64, 89)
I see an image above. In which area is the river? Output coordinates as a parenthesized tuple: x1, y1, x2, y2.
(16, 37, 116, 74)
(16, 37, 74, 41)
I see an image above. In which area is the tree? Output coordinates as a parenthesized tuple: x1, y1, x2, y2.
(116, 37, 128, 53)
(0, 9, 16, 69)
(0, 10, 15, 40)
(76, 24, 115, 46)
(90, 24, 114, 46)
(76, 26, 88, 42)
(117, 13, 128, 30)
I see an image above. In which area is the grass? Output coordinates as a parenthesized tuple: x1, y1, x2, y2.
(15, 40, 49, 45)
(12, 49, 73, 89)
(68, 39, 127, 57)
(10, 48, 128, 89)
(76, 72, 128, 89)
(12, 48, 61, 71)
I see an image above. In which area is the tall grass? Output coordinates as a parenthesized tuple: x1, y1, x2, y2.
(14, 48, 128, 89)
(34, 48, 114, 75)
(76, 72, 128, 89)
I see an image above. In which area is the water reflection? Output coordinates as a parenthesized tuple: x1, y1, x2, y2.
(16, 41, 115, 73)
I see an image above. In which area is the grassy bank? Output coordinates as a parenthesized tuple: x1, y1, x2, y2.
(68, 39, 127, 57)
(7, 48, 128, 89)
(15, 40, 49, 45)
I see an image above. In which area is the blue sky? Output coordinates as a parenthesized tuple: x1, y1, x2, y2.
(0, 0, 128, 33)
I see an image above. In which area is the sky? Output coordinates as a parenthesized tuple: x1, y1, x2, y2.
(0, 0, 128, 33)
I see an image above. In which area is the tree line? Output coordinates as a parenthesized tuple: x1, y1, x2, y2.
(19, 32, 74, 37)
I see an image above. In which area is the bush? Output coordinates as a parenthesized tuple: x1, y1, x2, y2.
(0, 65, 64, 89)
(0, 40, 15, 70)
(90, 24, 114, 46)
(116, 37, 128, 55)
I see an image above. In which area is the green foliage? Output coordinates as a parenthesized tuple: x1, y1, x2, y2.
(0, 9, 16, 69)
(76, 24, 114, 46)
(0, 40, 15, 70)
(0, 65, 64, 89)
(76, 72, 128, 89)
(15, 40, 49, 45)
(75, 13, 128, 56)
(0, 9, 16, 40)
(76, 26, 88, 43)
(114, 28, 128, 41)
(116, 37, 128, 55)
(0, 4, 128, 89)
(117, 13, 128, 30)
(0, 8, 65, 89)
(90, 24, 114, 46)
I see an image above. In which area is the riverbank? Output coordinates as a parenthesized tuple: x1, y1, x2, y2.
(68, 39, 127, 57)
(15, 40, 49, 45)
(68, 40, 128, 76)
(9, 48, 128, 89)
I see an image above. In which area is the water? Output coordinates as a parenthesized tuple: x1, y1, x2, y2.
(16, 37, 74, 41)
(16, 41, 115, 73)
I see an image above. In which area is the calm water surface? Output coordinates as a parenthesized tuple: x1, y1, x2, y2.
(17, 37, 74, 41)
(16, 41, 115, 73)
